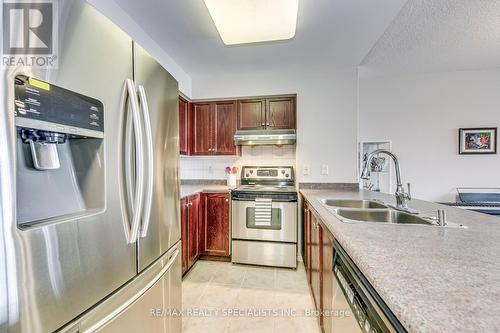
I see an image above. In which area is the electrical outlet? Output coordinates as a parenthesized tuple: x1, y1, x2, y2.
(321, 164, 329, 175)
(303, 165, 311, 175)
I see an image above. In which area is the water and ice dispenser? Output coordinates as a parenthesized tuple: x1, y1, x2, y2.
(14, 75, 105, 227)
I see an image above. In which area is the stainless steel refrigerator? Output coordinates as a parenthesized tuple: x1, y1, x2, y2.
(0, 1, 181, 332)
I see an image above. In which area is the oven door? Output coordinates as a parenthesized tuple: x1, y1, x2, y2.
(231, 198, 297, 242)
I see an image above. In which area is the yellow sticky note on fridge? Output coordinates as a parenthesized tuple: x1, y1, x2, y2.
(28, 78, 50, 91)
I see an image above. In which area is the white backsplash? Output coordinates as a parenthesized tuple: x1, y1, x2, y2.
(180, 145, 296, 180)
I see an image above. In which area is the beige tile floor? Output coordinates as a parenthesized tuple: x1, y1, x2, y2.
(182, 260, 321, 333)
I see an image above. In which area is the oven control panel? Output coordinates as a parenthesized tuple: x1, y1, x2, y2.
(241, 166, 294, 182)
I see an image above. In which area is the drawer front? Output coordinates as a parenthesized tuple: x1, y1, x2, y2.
(232, 240, 297, 268)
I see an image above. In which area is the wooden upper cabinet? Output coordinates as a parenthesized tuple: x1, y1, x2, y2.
(237, 97, 295, 130)
(179, 97, 190, 155)
(184, 95, 295, 156)
(214, 101, 238, 155)
(203, 193, 230, 257)
(191, 101, 239, 156)
(266, 97, 295, 129)
(237, 99, 266, 130)
(192, 103, 212, 155)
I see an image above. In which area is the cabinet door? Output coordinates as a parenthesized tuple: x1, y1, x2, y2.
(203, 193, 230, 257)
(180, 197, 188, 275)
(187, 194, 200, 268)
(310, 213, 323, 314)
(303, 202, 311, 283)
(266, 97, 295, 129)
(214, 101, 238, 155)
(321, 223, 335, 333)
(237, 99, 266, 130)
(179, 97, 190, 155)
(192, 103, 213, 155)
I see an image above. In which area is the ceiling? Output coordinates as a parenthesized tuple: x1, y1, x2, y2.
(114, 0, 407, 79)
(361, 0, 500, 76)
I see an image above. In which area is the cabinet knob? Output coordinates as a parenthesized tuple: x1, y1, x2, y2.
(225, 198, 229, 202)
(266, 123, 270, 126)
(261, 122, 265, 126)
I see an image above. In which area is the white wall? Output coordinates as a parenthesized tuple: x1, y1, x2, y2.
(359, 68, 500, 202)
(88, 0, 192, 96)
(192, 67, 359, 183)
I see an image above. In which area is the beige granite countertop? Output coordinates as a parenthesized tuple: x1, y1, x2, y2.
(301, 189, 500, 333)
(180, 184, 233, 198)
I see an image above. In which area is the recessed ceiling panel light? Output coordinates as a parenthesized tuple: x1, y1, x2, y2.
(203, 0, 299, 45)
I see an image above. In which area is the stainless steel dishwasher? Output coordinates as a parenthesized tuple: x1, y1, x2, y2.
(330, 241, 407, 333)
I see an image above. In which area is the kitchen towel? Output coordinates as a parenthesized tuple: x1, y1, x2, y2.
(254, 197, 272, 226)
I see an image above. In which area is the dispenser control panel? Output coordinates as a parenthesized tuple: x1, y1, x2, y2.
(14, 75, 104, 135)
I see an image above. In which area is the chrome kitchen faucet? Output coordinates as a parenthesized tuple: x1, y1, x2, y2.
(361, 149, 418, 214)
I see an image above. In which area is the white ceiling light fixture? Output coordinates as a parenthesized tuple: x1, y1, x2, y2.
(203, 0, 299, 45)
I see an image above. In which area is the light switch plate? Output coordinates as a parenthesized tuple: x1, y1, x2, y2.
(303, 165, 311, 175)
(321, 164, 329, 175)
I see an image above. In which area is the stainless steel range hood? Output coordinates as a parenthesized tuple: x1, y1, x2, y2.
(233, 129, 296, 146)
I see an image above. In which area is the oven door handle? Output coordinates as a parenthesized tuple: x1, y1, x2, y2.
(231, 197, 297, 203)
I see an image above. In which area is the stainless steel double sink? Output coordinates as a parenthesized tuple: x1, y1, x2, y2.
(320, 199, 458, 226)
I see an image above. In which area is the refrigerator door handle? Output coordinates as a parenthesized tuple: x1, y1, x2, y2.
(137, 85, 154, 239)
(123, 79, 144, 244)
(82, 248, 180, 333)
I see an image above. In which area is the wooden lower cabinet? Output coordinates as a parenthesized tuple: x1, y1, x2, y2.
(202, 193, 230, 257)
(187, 194, 200, 268)
(181, 192, 231, 276)
(310, 212, 323, 314)
(304, 199, 336, 333)
(181, 194, 201, 276)
(180, 197, 188, 275)
(303, 202, 312, 283)
(321, 225, 335, 333)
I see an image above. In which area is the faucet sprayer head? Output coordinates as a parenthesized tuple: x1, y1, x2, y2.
(360, 165, 371, 180)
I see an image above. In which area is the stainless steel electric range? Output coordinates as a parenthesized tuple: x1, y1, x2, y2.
(231, 166, 298, 268)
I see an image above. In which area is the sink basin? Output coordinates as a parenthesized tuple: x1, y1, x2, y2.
(321, 199, 388, 209)
(336, 209, 432, 225)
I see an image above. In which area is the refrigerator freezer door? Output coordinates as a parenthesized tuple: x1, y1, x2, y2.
(74, 242, 182, 333)
(0, 1, 137, 332)
(133, 43, 181, 272)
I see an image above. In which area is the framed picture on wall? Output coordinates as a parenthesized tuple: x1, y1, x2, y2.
(459, 127, 497, 155)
